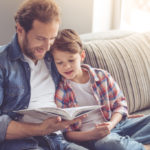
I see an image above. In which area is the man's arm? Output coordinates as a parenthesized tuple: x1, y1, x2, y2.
(6, 115, 85, 140)
(0, 115, 12, 142)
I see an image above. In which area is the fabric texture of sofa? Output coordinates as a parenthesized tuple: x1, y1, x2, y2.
(80, 30, 150, 115)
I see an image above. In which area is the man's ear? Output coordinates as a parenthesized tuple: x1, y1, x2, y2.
(16, 23, 24, 35)
(81, 50, 86, 62)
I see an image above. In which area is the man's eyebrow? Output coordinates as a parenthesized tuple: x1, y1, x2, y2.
(36, 35, 57, 40)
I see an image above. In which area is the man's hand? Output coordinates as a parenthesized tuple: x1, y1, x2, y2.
(39, 115, 86, 135)
(6, 115, 86, 140)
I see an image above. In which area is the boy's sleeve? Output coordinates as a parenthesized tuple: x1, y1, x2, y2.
(106, 71, 128, 117)
(55, 81, 66, 108)
(97, 70, 128, 118)
(55, 81, 80, 132)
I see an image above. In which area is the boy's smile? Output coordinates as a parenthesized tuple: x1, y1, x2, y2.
(64, 70, 74, 75)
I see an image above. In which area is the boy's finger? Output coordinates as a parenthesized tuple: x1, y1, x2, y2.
(128, 114, 144, 118)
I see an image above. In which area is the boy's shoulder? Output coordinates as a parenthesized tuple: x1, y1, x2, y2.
(82, 64, 110, 77)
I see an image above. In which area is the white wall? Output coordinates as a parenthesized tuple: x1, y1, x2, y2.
(93, 0, 113, 32)
(0, 0, 114, 44)
(0, 0, 94, 44)
(55, 0, 94, 34)
(56, 0, 115, 34)
(0, 0, 24, 45)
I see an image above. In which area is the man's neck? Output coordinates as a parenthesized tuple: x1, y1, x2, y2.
(23, 54, 38, 65)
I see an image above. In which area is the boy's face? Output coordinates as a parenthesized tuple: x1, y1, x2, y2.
(52, 49, 85, 82)
(17, 20, 59, 63)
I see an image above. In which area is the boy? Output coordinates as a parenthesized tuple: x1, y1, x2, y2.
(51, 29, 150, 150)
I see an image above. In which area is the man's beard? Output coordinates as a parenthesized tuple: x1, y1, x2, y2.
(22, 35, 36, 60)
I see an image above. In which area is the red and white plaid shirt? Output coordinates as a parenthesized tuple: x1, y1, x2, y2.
(55, 64, 128, 130)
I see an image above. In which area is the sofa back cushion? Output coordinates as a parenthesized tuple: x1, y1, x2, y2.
(83, 32, 150, 114)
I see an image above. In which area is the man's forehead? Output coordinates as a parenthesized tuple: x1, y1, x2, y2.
(29, 20, 59, 37)
(32, 19, 59, 29)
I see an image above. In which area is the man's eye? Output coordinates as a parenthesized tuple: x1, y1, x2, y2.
(36, 37, 44, 41)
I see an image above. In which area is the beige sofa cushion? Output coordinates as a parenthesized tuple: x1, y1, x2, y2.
(83, 32, 150, 114)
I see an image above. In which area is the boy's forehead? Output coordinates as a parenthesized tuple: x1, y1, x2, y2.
(53, 50, 79, 58)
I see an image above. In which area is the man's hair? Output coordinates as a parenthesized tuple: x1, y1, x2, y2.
(15, 0, 60, 32)
(51, 29, 83, 54)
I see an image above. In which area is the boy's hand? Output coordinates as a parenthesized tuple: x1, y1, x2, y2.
(128, 114, 144, 118)
(96, 122, 113, 131)
(89, 123, 110, 140)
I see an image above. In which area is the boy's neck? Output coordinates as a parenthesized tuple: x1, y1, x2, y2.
(70, 69, 89, 84)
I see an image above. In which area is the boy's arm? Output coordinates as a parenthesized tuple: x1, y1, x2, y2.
(104, 71, 128, 117)
(65, 124, 110, 142)
(106, 112, 123, 130)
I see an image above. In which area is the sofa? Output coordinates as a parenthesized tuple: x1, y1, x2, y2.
(80, 30, 150, 115)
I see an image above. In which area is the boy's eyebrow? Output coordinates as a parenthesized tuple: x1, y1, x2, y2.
(54, 58, 62, 61)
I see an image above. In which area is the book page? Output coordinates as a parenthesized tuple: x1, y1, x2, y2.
(37, 105, 100, 120)
(68, 105, 100, 118)
(19, 109, 59, 123)
(37, 107, 71, 119)
(80, 109, 106, 131)
(16, 105, 101, 122)
(18, 108, 70, 122)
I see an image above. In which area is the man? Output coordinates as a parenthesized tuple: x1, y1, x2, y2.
(0, 0, 140, 150)
(0, 0, 88, 149)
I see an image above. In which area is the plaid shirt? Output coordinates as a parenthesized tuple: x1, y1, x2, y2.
(55, 64, 128, 130)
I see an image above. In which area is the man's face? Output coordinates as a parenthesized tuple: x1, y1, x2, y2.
(18, 20, 59, 63)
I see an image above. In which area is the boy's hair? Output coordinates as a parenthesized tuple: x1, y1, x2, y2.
(51, 29, 83, 54)
(15, 0, 60, 32)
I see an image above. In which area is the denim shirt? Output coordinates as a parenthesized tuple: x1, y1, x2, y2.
(0, 34, 60, 142)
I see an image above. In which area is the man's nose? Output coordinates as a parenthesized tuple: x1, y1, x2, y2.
(44, 39, 54, 51)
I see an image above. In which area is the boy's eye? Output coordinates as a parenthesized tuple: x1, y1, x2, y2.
(56, 62, 63, 65)
(69, 59, 74, 62)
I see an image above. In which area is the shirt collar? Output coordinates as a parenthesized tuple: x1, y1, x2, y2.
(81, 64, 99, 81)
(8, 33, 24, 61)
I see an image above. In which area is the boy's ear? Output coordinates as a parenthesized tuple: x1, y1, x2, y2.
(81, 50, 86, 62)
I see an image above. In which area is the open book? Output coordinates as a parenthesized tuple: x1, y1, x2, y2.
(15, 105, 101, 123)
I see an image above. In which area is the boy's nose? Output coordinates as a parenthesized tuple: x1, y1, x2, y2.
(63, 63, 71, 69)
